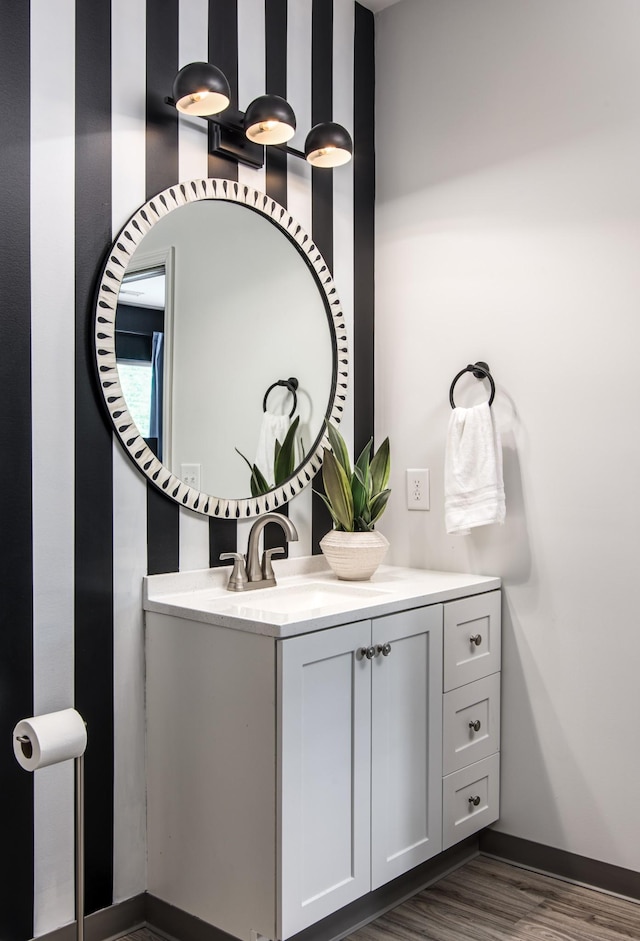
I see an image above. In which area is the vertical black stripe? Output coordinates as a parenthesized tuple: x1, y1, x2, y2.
(311, 0, 335, 553)
(145, 0, 180, 575)
(208, 0, 239, 565)
(146, 0, 178, 195)
(353, 3, 375, 456)
(208, 0, 239, 182)
(209, 520, 239, 567)
(0, 4, 33, 938)
(311, 0, 334, 272)
(75, 0, 114, 914)
(265, 0, 288, 209)
(263, 0, 290, 556)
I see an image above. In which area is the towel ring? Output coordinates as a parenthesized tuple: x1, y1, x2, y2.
(263, 377, 299, 419)
(449, 362, 495, 409)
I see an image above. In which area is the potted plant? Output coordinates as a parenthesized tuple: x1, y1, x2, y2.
(317, 422, 391, 580)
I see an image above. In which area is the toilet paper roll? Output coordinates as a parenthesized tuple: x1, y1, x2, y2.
(13, 708, 87, 772)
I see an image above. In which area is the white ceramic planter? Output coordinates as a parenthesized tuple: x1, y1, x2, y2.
(319, 529, 389, 581)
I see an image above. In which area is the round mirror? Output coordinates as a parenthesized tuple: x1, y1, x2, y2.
(95, 178, 347, 518)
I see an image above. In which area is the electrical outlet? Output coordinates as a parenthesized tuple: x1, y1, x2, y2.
(181, 463, 201, 490)
(406, 468, 430, 510)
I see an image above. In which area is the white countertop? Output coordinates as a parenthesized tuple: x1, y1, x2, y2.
(143, 557, 500, 638)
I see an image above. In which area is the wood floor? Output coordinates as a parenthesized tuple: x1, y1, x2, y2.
(119, 856, 640, 941)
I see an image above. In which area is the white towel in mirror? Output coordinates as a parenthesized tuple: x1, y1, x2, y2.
(255, 411, 290, 484)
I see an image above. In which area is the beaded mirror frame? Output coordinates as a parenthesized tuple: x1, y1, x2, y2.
(94, 178, 347, 519)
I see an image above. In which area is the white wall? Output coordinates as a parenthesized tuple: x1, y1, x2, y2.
(375, 0, 640, 871)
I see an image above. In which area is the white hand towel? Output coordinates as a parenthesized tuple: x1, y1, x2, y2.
(445, 402, 505, 535)
(255, 411, 290, 484)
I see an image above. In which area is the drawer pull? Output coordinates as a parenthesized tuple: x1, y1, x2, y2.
(377, 642, 392, 657)
(469, 719, 481, 732)
(469, 634, 483, 646)
(358, 645, 377, 660)
(468, 795, 481, 807)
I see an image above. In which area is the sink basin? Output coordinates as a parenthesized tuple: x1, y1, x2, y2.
(212, 581, 389, 620)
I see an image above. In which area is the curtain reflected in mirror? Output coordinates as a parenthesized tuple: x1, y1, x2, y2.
(115, 266, 166, 461)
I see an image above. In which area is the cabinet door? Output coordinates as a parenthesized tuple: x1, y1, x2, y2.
(370, 606, 443, 889)
(278, 620, 372, 939)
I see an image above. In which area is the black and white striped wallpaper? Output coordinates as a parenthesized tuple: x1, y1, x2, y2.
(0, 2, 373, 940)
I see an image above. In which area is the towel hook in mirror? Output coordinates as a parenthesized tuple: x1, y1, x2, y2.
(449, 362, 495, 409)
(263, 377, 298, 419)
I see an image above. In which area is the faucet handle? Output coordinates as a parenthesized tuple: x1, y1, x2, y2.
(220, 552, 248, 591)
(262, 547, 285, 581)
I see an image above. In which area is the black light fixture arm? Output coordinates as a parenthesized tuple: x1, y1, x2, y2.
(166, 96, 311, 169)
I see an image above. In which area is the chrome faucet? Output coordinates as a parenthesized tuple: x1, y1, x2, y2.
(220, 512, 299, 592)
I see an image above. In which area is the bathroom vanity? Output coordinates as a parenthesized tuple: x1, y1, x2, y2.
(143, 561, 501, 941)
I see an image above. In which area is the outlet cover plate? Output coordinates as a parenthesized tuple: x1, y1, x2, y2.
(406, 468, 430, 510)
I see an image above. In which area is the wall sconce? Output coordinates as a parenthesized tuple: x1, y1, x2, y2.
(166, 62, 353, 171)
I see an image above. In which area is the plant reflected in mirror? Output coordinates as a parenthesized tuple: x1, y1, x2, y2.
(235, 416, 301, 497)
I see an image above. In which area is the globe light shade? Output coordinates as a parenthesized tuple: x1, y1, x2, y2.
(244, 95, 296, 145)
(172, 62, 231, 116)
(305, 122, 353, 168)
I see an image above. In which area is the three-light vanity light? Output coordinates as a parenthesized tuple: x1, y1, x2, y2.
(168, 61, 353, 170)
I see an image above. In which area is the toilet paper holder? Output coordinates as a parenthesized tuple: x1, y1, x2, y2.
(16, 734, 33, 758)
(14, 722, 86, 941)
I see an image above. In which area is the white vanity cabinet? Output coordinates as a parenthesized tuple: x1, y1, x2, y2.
(144, 566, 501, 941)
(279, 605, 442, 938)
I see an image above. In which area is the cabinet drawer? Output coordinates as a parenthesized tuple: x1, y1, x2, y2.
(443, 591, 501, 691)
(442, 753, 499, 850)
(443, 673, 500, 775)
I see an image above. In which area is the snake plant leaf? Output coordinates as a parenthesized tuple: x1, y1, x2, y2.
(322, 447, 354, 531)
(274, 416, 300, 485)
(235, 447, 272, 496)
(370, 488, 391, 524)
(352, 472, 367, 521)
(235, 446, 254, 474)
(250, 472, 261, 498)
(351, 450, 369, 521)
(370, 437, 390, 495)
(355, 515, 373, 532)
(326, 421, 351, 477)
(246, 464, 269, 497)
(356, 440, 372, 486)
(315, 491, 342, 529)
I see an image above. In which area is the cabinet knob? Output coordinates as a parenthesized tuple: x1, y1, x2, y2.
(469, 633, 482, 646)
(469, 719, 481, 732)
(377, 642, 392, 657)
(358, 645, 377, 660)
(468, 795, 481, 807)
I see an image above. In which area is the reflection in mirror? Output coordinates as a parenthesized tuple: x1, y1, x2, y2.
(114, 199, 332, 498)
(116, 267, 166, 458)
(95, 179, 347, 519)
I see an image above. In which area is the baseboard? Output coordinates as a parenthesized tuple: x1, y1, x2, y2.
(146, 896, 237, 941)
(35, 838, 479, 941)
(32, 834, 640, 941)
(480, 830, 640, 902)
(147, 838, 479, 941)
(34, 894, 146, 941)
